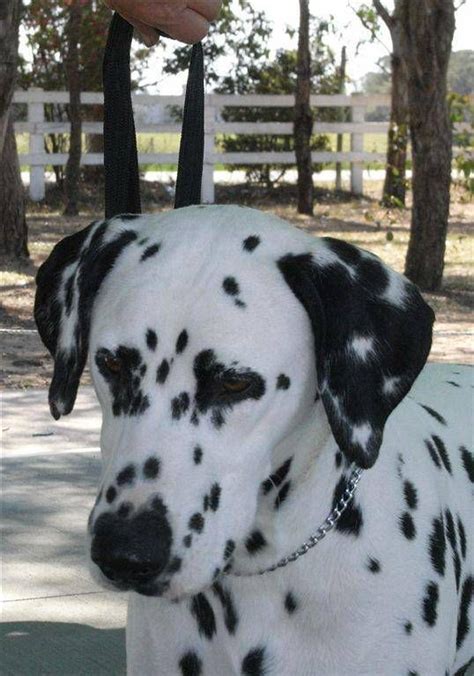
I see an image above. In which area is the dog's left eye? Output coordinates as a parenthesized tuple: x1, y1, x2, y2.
(221, 379, 252, 394)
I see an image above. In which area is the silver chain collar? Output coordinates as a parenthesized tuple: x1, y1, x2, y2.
(227, 466, 364, 577)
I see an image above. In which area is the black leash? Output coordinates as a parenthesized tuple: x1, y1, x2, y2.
(103, 13, 204, 219)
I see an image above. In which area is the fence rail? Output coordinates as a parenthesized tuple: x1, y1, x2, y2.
(13, 89, 472, 203)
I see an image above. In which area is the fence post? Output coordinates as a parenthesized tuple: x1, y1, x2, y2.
(350, 94, 365, 195)
(202, 95, 215, 203)
(28, 87, 45, 201)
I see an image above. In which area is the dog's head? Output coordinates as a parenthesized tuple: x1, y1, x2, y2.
(35, 205, 434, 598)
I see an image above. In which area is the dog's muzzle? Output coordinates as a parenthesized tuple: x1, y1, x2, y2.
(90, 496, 172, 594)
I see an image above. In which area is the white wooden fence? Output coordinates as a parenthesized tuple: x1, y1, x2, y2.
(12, 88, 470, 203)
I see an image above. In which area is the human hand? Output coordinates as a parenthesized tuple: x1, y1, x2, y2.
(103, 0, 222, 46)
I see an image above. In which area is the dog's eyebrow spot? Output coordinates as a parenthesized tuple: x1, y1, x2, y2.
(171, 392, 190, 420)
(284, 592, 298, 614)
(276, 374, 291, 390)
(367, 557, 381, 573)
(146, 329, 158, 351)
(179, 650, 202, 676)
(140, 243, 161, 262)
(183, 534, 192, 548)
(116, 464, 136, 486)
(222, 276, 239, 296)
(143, 456, 160, 480)
(209, 483, 221, 511)
(243, 235, 261, 252)
(193, 445, 203, 465)
(106, 486, 117, 503)
(157, 359, 170, 384)
(223, 539, 235, 560)
(245, 530, 267, 555)
(176, 330, 189, 354)
(189, 513, 204, 533)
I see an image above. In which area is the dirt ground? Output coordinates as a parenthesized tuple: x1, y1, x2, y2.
(1, 181, 472, 389)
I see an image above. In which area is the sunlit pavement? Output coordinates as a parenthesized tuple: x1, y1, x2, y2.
(1, 387, 127, 675)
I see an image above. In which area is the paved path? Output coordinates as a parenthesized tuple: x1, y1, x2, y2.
(1, 388, 127, 675)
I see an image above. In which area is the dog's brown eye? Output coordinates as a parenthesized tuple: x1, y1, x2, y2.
(104, 355, 122, 374)
(222, 379, 251, 394)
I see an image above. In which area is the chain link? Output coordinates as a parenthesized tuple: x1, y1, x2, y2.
(228, 466, 364, 577)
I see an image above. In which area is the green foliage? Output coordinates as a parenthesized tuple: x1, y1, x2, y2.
(449, 92, 474, 197)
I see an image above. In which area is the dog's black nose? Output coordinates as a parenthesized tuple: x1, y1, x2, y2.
(91, 498, 172, 588)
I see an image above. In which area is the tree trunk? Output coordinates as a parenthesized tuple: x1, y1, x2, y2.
(0, 0, 28, 260)
(382, 19, 408, 207)
(335, 46, 346, 192)
(0, 115, 28, 258)
(64, 0, 82, 216)
(294, 0, 313, 215)
(400, 0, 455, 291)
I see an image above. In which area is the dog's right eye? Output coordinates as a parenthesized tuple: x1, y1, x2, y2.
(104, 355, 123, 375)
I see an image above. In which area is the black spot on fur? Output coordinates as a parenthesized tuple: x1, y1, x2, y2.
(460, 446, 474, 482)
(245, 530, 267, 555)
(404, 621, 413, 635)
(168, 556, 182, 574)
(432, 435, 452, 474)
(223, 540, 235, 560)
(223, 277, 239, 296)
(403, 480, 418, 510)
(193, 446, 203, 465)
(179, 651, 202, 676)
(117, 502, 132, 518)
(189, 513, 204, 533)
(176, 330, 188, 354)
(445, 509, 462, 591)
(190, 593, 216, 640)
(274, 481, 291, 509)
(141, 243, 160, 262)
(242, 646, 266, 676)
(157, 359, 170, 384)
(106, 486, 117, 503)
(146, 329, 157, 351)
(172, 392, 190, 420)
(457, 576, 473, 649)
(367, 557, 381, 573)
(276, 374, 291, 390)
(116, 464, 136, 486)
(235, 299, 246, 309)
(209, 483, 221, 512)
(95, 346, 149, 417)
(422, 581, 439, 626)
(335, 451, 343, 468)
(425, 438, 442, 468)
(284, 592, 298, 614)
(262, 457, 292, 494)
(212, 581, 239, 634)
(408, 671, 419, 676)
(446, 380, 460, 387)
(457, 516, 467, 559)
(332, 475, 363, 536)
(400, 512, 416, 540)
(243, 235, 261, 252)
(429, 516, 446, 577)
(138, 237, 148, 245)
(183, 534, 192, 548)
(143, 456, 160, 480)
(418, 403, 447, 425)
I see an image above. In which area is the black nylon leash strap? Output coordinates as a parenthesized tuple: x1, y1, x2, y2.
(103, 13, 204, 218)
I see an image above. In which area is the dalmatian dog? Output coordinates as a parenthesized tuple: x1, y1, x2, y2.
(35, 205, 473, 676)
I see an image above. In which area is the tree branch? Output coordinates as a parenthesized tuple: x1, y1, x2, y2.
(373, 0, 393, 29)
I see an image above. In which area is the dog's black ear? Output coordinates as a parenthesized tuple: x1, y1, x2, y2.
(278, 238, 434, 469)
(34, 219, 138, 420)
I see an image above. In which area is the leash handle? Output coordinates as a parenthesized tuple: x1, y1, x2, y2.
(103, 13, 204, 218)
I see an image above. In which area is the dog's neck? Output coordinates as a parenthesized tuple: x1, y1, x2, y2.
(231, 401, 348, 576)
